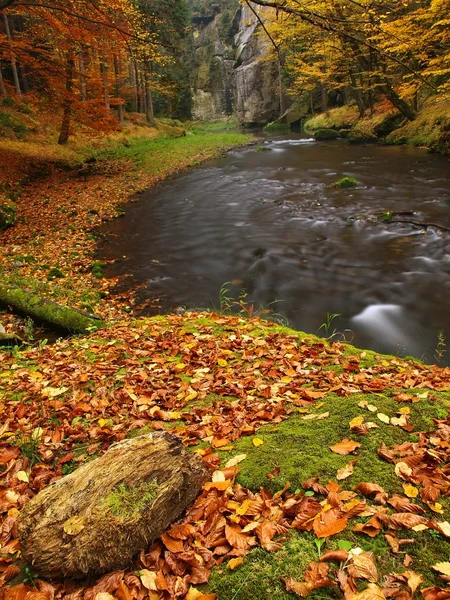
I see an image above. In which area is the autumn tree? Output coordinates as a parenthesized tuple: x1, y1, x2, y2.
(249, 0, 449, 120)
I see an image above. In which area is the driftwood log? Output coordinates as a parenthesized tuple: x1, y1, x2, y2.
(18, 432, 209, 579)
(0, 284, 103, 334)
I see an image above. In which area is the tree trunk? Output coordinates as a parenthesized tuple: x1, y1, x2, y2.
(3, 13, 20, 95)
(100, 57, 110, 110)
(320, 82, 328, 112)
(58, 54, 75, 145)
(0, 61, 7, 97)
(145, 59, 156, 126)
(377, 78, 416, 121)
(79, 53, 87, 101)
(113, 55, 124, 125)
(18, 432, 209, 579)
(0, 284, 103, 333)
(129, 58, 138, 112)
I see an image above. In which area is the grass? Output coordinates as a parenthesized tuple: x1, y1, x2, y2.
(95, 129, 251, 175)
(304, 106, 360, 132)
(334, 176, 358, 188)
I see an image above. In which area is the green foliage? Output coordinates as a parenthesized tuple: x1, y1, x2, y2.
(0, 202, 16, 231)
(14, 431, 41, 467)
(263, 121, 290, 134)
(91, 261, 105, 279)
(0, 111, 27, 138)
(100, 481, 159, 520)
(435, 330, 447, 365)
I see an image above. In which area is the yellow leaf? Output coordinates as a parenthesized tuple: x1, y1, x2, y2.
(403, 484, 418, 498)
(236, 499, 251, 516)
(98, 418, 108, 428)
(17, 471, 29, 483)
(253, 438, 264, 447)
(377, 413, 390, 424)
(168, 411, 181, 420)
(428, 502, 444, 514)
(433, 562, 450, 577)
(350, 416, 364, 428)
(399, 407, 411, 415)
(228, 557, 244, 570)
(63, 515, 85, 536)
(185, 391, 198, 402)
(217, 359, 228, 367)
(225, 454, 247, 468)
(8, 507, 20, 518)
(186, 588, 203, 600)
(140, 569, 158, 591)
(411, 524, 428, 532)
(175, 363, 187, 370)
(41, 386, 68, 398)
(95, 594, 115, 600)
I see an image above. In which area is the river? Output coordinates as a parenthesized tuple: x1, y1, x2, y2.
(98, 136, 450, 364)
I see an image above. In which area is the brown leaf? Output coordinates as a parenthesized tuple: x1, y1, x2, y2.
(404, 570, 423, 595)
(389, 513, 430, 530)
(320, 550, 349, 563)
(354, 482, 388, 505)
(330, 439, 361, 455)
(350, 583, 386, 599)
(0, 447, 20, 464)
(160, 533, 185, 554)
(351, 552, 378, 583)
(313, 508, 348, 538)
(225, 523, 250, 549)
(421, 587, 450, 600)
(282, 577, 317, 598)
(387, 495, 425, 514)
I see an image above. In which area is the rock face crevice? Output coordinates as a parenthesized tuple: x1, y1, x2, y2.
(191, 3, 281, 125)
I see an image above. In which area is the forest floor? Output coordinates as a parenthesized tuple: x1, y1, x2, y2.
(0, 121, 450, 600)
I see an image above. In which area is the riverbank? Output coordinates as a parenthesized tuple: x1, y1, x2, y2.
(0, 311, 449, 599)
(0, 124, 252, 339)
(303, 98, 450, 153)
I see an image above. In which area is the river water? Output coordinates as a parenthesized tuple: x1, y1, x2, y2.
(98, 136, 450, 364)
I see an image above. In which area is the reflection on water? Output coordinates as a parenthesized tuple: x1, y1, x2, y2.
(98, 136, 450, 364)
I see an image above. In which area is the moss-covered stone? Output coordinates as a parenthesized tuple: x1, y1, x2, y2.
(334, 176, 358, 188)
(347, 130, 378, 144)
(314, 128, 339, 141)
(0, 201, 16, 231)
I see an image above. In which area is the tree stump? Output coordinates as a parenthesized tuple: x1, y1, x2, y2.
(18, 432, 209, 579)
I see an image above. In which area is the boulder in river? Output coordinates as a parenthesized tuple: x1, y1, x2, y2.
(18, 432, 209, 579)
(314, 128, 339, 141)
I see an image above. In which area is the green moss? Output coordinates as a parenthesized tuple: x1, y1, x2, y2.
(221, 391, 450, 494)
(208, 532, 325, 600)
(386, 100, 450, 153)
(334, 176, 358, 188)
(314, 128, 339, 141)
(263, 121, 290, 134)
(304, 106, 360, 132)
(100, 481, 158, 520)
(0, 202, 16, 231)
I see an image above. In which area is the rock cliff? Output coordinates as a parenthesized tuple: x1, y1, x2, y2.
(191, 3, 280, 125)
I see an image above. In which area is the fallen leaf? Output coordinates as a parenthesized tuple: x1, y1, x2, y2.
(377, 413, 390, 424)
(63, 515, 85, 536)
(433, 563, 450, 577)
(350, 416, 364, 428)
(403, 484, 418, 498)
(225, 454, 247, 468)
(330, 439, 361, 455)
(337, 460, 357, 480)
(227, 557, 244, 570)
(252, 438, 264, 447)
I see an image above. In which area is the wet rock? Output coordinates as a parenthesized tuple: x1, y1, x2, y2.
(374, 113, 405, 138)
(314, 129, 339, 141)
(347, 130, 378, 144)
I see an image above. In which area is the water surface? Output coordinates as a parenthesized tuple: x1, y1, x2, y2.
(98, 136, 450, 364)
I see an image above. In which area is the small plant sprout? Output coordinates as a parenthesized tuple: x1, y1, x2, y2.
(435, 330, 446, 365)
(317, 312, 341, 340)
(314, 537, 326, 558)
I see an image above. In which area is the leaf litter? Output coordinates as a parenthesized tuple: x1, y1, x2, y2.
(0, 314, 449, 599)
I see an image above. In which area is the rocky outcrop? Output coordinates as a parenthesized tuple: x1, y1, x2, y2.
(233, 4, 280, 125)
(191, 3, 281, 125)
